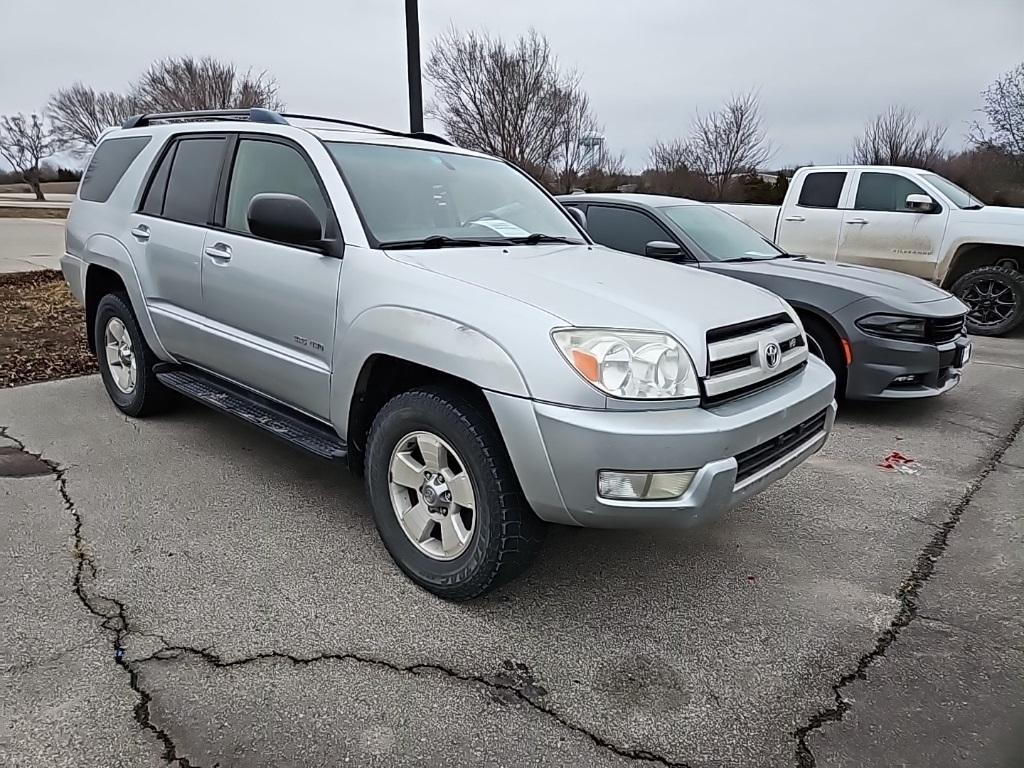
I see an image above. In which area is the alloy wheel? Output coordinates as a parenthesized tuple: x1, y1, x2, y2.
(104, 317, 137, 394)
(961, 279, 1016, 329)
(388, 431, 476, 561)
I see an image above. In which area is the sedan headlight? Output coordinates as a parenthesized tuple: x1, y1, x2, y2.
(552, 329, 700, 399)
(855, 313, 927, 341)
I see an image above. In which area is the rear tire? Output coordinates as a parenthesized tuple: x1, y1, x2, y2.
(94, 292, 174, 417)
(951, 265, 1024, 336)
(365, 386, 545, 600)
(801, 314, 847, 399)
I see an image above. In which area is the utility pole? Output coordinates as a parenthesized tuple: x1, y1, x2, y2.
(405, 0, 424, 133)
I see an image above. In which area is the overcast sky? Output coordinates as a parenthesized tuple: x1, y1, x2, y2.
(3, 0, 1023, 169)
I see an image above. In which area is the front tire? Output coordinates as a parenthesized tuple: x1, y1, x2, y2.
(365, 386, 545, 600)
(951, 265, 1024, 336)
(801, 314, 847, 399)
(94, 292, 173, 417)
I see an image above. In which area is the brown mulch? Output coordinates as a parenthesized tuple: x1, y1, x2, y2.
(0, 270, 96, 387)
(0, 206, 68, 219)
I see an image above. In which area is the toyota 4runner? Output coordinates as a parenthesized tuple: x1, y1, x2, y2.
(62, 108, 837, 599)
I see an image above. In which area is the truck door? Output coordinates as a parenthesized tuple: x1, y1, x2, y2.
(776, 170, 849, 261)
(835, 170, 948, 279)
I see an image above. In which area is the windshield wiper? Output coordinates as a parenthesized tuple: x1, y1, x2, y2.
(507, 233, 584, 245)
(381, 235, 513, 249)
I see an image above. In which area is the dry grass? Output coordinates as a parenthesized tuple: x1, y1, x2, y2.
(0, 270, 95, 387)
(0, 206, 68, 219)
(0, 181, 79, 195)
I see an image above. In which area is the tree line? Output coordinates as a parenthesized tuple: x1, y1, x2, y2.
(3, 33, 1023, 206)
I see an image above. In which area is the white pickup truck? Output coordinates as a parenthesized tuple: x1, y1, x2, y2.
(717, 165, 1024, 335)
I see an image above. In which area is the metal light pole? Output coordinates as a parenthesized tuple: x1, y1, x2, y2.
(405, 0, 424, 133)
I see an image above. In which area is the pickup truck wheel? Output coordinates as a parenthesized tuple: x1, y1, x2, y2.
(952, 265, 1024, 336)
(365, 386, 545, 600)
(94, 293, 173, 417)
(801, 315, 847, 398)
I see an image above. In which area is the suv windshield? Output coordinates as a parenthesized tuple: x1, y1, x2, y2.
(920, 173, 985, 209)
(663, 205, 784, 261)
(325, 142, 585, 247)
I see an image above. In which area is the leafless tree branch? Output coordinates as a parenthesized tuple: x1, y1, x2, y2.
(0, 112, 59, 200)
(47, 83, 139, 153)
(851, 105, 947, 168)
(970, 62, 1024, 164)
(130, 56, 283, 113)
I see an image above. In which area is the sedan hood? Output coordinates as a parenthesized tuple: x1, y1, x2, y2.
(710, 257, 954, 306)
(388, 243, 792, 358)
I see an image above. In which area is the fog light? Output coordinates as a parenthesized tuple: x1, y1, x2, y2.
(598, 470, 695, 501)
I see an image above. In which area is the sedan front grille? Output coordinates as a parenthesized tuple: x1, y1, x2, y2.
(735, 409, 828, 484)
(926, 316, 966, 344)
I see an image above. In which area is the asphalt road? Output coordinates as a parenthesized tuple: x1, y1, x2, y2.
(1, 337, 1022, 767)
(0, 219, 64, 273)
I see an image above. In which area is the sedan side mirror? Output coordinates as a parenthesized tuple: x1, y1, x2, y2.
(645, 240, 683, 259)
(247, 193, 325, 247)
(906, 193, 937, 213)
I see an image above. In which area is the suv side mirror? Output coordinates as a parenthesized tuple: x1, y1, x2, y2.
(645, 240, 683, 258)
(247, 193, 325, 247)
(905, 193, 937, 213)
(565, 206, 587, 229)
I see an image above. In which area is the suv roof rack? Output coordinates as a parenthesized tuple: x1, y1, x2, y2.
(120, 108, 453, 146)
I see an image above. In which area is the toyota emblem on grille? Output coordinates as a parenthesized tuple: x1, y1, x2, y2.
(764, 342, 782, 370)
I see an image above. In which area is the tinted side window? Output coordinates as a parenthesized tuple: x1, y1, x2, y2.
(855, 172, 929, 212)
(586, 205, 674, 256)
(161, 137, 227, 225)
(797, 172, 846, 208)
(140, 142, 176, 215)
(79, 136, 151, 203)
(225, 139, 329, 235)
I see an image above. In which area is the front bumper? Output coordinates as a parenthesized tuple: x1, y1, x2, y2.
(845, 333, 971, 400)
(487, 356, 837, 528)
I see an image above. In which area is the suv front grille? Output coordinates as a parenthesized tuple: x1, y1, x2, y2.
(926, 316, 965, 344)
(704, 314, 808, 405)
(735, 408, 828, 484)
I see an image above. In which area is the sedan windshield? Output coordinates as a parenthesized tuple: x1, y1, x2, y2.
(663, 205, 784, 261)
(920, 173, 985, 209)
(325, 142, 585, 247)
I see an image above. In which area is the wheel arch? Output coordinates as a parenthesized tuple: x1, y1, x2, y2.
(941, 242, 1024, 289)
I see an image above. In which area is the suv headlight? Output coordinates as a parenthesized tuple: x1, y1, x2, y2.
(855, 313, 927, 341)
(552, 329, 699, 399)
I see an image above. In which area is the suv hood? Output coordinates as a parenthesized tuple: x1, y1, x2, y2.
(710, 257, 952, 305)
(388, 244, 792, 359)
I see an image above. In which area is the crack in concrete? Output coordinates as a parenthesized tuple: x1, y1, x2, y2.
(1, 425, 687, 768)
(791, 410, 1024, 768)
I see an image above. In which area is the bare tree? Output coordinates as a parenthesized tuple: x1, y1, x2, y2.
(971, 62, 1024, 163)
(851, 105, 947, 168)
(425, 28, 589, 177)
(648, 138, 692, 173)
(130, 55, 283, 113)
(685, 92, 773, 199)
(47, 83, 138, 153)
(0, 113, 59, 200)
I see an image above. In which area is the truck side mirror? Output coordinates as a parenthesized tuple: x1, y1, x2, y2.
(906, 193, 937, 213)
(565, 206, 587, 229)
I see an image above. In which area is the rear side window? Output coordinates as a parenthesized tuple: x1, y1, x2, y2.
(140, 142, 176, 215)
(797, 172, 846, 208)
(855, 172, 929, 212)
(79, 136, 151, 203)
(150, 136, 227, 225)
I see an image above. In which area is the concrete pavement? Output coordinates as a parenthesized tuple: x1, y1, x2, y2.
(1, 337, 1022, 767)
(0, 219, 64, 273)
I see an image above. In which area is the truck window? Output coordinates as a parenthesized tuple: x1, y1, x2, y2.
(586, 205, 675, 256)
(79, 136, 151, 203)
(854, 172, 930, 212)
(797, 172, 846, 208)
(159, 137, 228, 226)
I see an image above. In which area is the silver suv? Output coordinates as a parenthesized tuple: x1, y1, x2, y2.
(62, 108, 837, 599)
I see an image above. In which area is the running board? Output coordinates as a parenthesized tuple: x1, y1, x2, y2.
(155, 366, 347, 460)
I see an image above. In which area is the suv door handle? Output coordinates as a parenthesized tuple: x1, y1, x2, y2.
(845, 218, 869, 225)
(204, 243, 232, 262)
(783, 215, 805, 222)
(130, 225, 150, 241)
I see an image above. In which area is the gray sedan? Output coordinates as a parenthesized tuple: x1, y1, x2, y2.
(559, 193, 971, 400)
